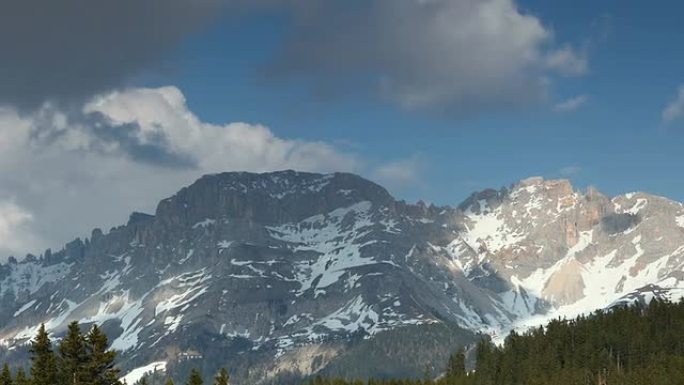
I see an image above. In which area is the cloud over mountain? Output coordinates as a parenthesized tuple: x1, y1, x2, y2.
(0, 86, 362, 257)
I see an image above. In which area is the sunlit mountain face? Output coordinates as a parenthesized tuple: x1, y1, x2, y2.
(1, 171, 683, 383)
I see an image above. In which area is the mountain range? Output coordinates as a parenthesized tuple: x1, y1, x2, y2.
(1, 171, 683, 383)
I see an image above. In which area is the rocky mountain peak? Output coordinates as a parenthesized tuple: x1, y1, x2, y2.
(458, 177, 579, 216)
(1, 172, 683, 384)
(510, 176, 574, 198)
(154, 170, 394, 228)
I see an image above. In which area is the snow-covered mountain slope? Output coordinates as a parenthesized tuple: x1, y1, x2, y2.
(446, 178, 684, 338)
(0, 171, 683, 382)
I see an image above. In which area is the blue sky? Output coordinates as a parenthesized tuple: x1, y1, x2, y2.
(139, 0, 684, 204)
(1, 0, 684, 256)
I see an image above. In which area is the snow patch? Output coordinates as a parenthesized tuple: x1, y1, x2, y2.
(676, 215, 684, 228)
(13, 300, 37, 317)
(624, 198, 648, 215)
(267, 201, 393, 295)
(121, 361, 167, 385)
(218, 241, 233, 249)
(192, 218, 215, 229)
(461, 204, 525, 254)
(0, 262, 72, 297)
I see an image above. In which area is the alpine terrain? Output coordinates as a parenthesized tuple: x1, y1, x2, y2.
(1, 171, 683, 383)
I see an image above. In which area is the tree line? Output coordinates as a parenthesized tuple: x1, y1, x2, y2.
(0, 322, 118, 385)
(156, 367, 229, 385)
(0, 321, 229, 385)
(297, 299, 684, 385)
(441, 298, 684, 385)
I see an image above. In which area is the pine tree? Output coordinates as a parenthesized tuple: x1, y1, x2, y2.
(1, 364, 12, 385)
(84, 325, 119, 385)
(30, 323, 58, 385)
(213, 368, 228, 385)
(14, 368, 28, 385)
(185, 369, 203, 385)
(59, 321, 88, 385)
(164, 378, 175, 385)
(446, 348, 466, 379)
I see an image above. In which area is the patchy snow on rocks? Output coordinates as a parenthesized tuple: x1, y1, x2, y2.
(676, 215, 684, 228)
(462, 203, 525, 254)
(121, 361, 167, 385)
(2, 172, 684, 384)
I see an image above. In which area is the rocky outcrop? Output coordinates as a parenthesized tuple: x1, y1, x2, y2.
(0, 171, 683, 383)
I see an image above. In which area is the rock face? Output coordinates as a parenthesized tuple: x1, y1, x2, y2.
(1, 171, 683, 382)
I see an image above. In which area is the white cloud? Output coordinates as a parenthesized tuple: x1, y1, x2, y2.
(83, 87, 361, 173)
(274, 0, 588, 113)
(371, 157, 424, 192)
(0, 86, 362, 258)
(544, 46, 589, 76)
(662, 85, 684, 123)
(553, 94, 589, 113)
(0, 200, 39, 257)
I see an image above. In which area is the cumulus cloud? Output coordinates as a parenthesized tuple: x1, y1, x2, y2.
(553, 94, 589, 113)
(0, 86, 361, 258)
(83, 87, 360, 173)
(271, 0, 588, 114)
(662, 85, 684, 123)
(0, 201, 39, 258)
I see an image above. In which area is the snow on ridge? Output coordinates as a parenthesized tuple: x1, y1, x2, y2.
(13, 300, 37, 317)
(676, 215, 684, 228)
(302, 295, 427, 345)
(0, 261, 72, 297)
(154, 269, 212, 335)
(192, 218, 215, 229)
(121, 361, 167, 385)
(495, 237, 684, 345)
(179, 249, 194, 264)
(624, 198, 648, 215)
(499, 284, 537, 319)
(155, 277, 210, 315)
(7, 299, 80, 342)
(85, 290, 147, 352)
(509, 180, 542, 200)
(14, 268, 216, 352)
(266, 201, 385, 296)
(311, 295, 379, 336)
(217, 240, 233, 249)
(567, 230, 593, 258)
(461, 204, 525, 254)
(220, 172, 335, 199)
(507, 229, 660, 315)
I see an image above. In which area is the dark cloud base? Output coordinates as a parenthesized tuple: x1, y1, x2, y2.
(0, 0, 223, 110)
